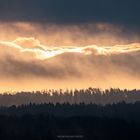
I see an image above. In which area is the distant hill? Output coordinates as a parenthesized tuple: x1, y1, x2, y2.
(0, 88, 140, 106)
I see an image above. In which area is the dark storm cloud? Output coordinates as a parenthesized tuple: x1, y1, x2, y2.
(0, 0, 140, 27)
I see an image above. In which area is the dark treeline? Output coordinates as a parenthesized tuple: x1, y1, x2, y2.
(0, 114, 140, 140)
(0, 102, 140, 122)
(0, 102, 140, 140)
(0, 88, 140, 139)
(0, 88, 140, 106)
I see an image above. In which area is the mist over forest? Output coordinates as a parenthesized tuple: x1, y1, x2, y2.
(0, 88, 139, 106)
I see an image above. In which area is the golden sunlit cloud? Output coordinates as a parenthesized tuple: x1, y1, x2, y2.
(0, 36, 140, 91)
(0, 22, 140, 91)
(1, 37, 140, 60)
(0, 22, 139, 46)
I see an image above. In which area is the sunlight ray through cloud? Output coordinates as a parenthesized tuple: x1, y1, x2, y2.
(1, 37, 140, 60)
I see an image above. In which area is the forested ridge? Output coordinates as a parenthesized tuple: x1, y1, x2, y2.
(0, 88, 140, 140)
(0, 88, 140, 106)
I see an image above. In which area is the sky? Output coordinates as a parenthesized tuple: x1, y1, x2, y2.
(0, 0, 140, 91)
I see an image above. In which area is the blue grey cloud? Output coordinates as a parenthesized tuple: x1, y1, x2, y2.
(0, 0, 139, 28)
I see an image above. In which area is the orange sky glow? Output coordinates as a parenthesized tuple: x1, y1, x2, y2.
(0, 22, 140, 92)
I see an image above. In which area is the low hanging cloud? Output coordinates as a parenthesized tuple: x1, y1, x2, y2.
(0, 37, 140, 76)
(0, 37, 140, 90)
(0, 22, 140, 47)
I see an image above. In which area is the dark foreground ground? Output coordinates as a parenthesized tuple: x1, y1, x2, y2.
(0, 102, 140, 140)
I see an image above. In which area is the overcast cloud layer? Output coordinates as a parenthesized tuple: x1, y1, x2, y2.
(0, 1, 140, 91)
(0, 0, 140, 30)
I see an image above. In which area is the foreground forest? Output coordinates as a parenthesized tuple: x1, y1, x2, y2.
(0, 88, 140, 140)
(0, 102, 140, 140)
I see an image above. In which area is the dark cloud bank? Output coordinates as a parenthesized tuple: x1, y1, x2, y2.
(0, 0, 140, 27)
